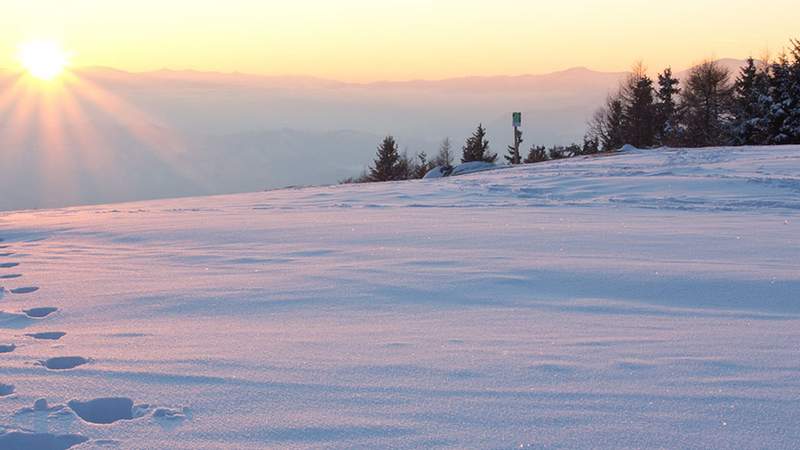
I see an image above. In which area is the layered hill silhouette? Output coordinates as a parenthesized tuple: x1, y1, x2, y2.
(0, 60, 748, 210)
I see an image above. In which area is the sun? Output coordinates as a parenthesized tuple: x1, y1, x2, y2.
(18, 40, 71, 81)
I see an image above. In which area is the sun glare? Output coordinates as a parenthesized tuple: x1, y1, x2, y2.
(18, 40, 70, 81)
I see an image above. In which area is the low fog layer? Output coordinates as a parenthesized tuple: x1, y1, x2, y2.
(0, 63, 744, 211)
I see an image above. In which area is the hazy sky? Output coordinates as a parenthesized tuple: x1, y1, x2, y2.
(1, 0, 797, 81)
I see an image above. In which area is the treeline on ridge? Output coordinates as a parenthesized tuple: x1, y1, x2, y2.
(346, 38, 800, 184)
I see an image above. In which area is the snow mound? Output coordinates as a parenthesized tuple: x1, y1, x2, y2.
(422, 165, 450, 179)
(424, 161, 499, 179)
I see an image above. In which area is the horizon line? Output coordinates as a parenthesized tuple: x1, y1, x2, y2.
(0, 57, 750, 86)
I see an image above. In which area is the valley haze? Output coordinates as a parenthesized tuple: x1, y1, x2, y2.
(0, 61, 746, 211)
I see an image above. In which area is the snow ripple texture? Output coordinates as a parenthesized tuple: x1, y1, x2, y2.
(0, 146, 798, 449)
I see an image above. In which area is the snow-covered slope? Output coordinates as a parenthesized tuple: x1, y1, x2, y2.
(0, 146, 798, 449)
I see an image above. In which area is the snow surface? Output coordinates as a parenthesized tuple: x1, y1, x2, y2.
(0, 146, 799, 449)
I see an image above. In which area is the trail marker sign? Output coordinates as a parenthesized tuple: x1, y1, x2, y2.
(512, 112, 522, 128)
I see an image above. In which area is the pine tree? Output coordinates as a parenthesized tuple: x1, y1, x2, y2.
(461, 124, 497, 163)
(505, 127, 523, 164)
(655, 67, 681, 146)
(777, 39, 800, 144)
(524, 145, 548, 163)
(549, 145, 567, 160)
(565, 143, 581, 157)
(433, 138, 455, 168)
(621, 65, 658, 148)
(580, 135, 600, 155)
(589, 95, 625, 151)
(369, 136, 402, 182)
(731, 57, 770, 145)
(764, 55, 795, 144)
(680, 60, 733, 147)
(415, 152, 434, 178)
(396, 150, 417, 180)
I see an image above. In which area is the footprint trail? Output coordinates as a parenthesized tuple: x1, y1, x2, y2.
(24, 307, 58, 318)
(41, 356, 89, 370)
(27, 332, 66, 341)
(10, 287, 39, 295)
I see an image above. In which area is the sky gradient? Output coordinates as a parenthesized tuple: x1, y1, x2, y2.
(1, 0, 797, 81)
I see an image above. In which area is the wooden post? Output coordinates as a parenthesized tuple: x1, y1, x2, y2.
(512, 112, 522, 164)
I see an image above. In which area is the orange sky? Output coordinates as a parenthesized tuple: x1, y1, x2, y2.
(1, 0, 797, 82)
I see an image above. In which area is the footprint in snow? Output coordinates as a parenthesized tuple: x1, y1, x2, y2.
(10, 287, 39, 294)
(68, 397, 149, 424)
(24, 307, 58, 318)
(0, 311, 34, 328)
(0, 344, 16, 353)
(40, 356, 89, 370)
(0, 383, 15, 396)
(27, 332, 66, 341)
(0, 430, 88, 450)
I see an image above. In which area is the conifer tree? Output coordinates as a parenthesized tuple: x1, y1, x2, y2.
(788, 39, 800, 143)
(731, 57, 770, 145)
(621, 65, 658, 148)
(396, 150, 417, 180)
(369, 136, 402, 182)
(680, 60, 733, 147)
(565, 143, 582, 158)
(505, 128, 523, 164)
(656, 67, 681, 146)
(549, 145, 567, 160)
(763, 55, 796, 144)
(767, 40, 800, 144)
(415, 152, 434, 178)
(524, 145, 548, 163)
(461, 124, 497, 163)
(589, 95, 625, 151)
(581, 135, 600, 155)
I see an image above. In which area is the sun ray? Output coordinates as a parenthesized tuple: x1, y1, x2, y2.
(2, 41, 211, 208)
(35, 78, 80, 205)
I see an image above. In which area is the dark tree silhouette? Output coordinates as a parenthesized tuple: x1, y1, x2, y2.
(369, 136, 403, 182)
(505, 128, 523, 164)
(621, 65, 658, 148)
(680, 60, 733, 147)
(731, 58, 770, 145)
(580, 135, 600, 155)
(524, 145, 548, 163)
(589, 94, 625, 151)
(461, 124, 497, 163)
(656, 67, 681, 146)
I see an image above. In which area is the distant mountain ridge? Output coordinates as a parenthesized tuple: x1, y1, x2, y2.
(0, 58, 753, 87)
(0, 59, 751, 211)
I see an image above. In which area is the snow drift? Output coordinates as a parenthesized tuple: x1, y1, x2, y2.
(0, 146, 798, 449)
